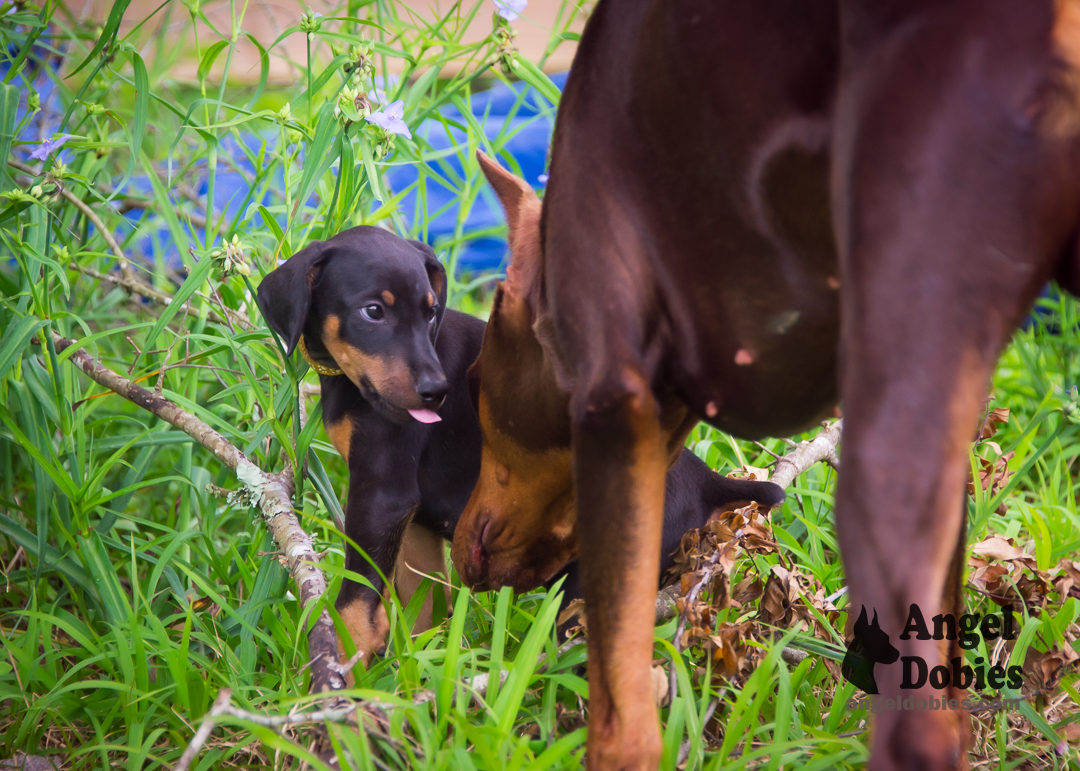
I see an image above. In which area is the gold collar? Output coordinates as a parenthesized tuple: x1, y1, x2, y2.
(297, 335, 344, 376)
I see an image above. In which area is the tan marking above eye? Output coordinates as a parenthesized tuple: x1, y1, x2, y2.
(425, 292, 435, 309)
(381, 290, 395, 306)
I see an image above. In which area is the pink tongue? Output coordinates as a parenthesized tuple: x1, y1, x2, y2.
(408, 409, 442, 424)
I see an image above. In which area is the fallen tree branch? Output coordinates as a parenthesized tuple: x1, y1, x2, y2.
(50, 332, 342, 699)
(767, 419, 843, 489)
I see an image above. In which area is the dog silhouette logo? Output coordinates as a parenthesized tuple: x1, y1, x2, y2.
(841, 606, 900, 694)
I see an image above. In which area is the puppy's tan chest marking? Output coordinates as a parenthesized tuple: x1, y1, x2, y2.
(326, 417, 353, 463)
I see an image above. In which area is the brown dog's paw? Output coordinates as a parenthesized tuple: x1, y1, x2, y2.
(873, 709, 967, 771)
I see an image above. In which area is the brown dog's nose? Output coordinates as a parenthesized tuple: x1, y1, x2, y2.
(458, 516, 492, 589)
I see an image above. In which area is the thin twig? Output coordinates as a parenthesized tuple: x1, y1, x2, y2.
(676, 699, 720, 766)
(173, 688, 233, 771)
(71, 263, 248, 328)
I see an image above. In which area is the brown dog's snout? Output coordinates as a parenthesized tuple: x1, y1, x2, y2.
(457, 516, 492, 589)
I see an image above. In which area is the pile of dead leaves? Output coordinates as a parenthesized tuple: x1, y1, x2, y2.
(662, 501, 841, 683)
(968, 534, 1080, 693)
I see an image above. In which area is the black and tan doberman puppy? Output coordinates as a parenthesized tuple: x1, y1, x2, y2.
(257, 225, 783, 669)
(258, 225, 482, 667)
(453, 3, 1080, 768)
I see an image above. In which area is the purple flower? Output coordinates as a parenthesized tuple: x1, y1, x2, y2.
(537, 173, 549, 185)
(494, 0, 527, 21)
(366, 100, 412, 139)
(29, 134, 72, 161)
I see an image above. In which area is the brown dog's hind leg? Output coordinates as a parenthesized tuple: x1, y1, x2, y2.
(832, 5, 1078, 768)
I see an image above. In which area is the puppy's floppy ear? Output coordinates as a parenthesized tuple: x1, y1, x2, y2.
(409, 240, 447, 331)
(256, 241, 331, 356)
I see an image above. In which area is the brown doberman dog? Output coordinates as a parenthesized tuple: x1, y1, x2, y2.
(256, 226, 784, 670)
(452, 2, 1080, 769)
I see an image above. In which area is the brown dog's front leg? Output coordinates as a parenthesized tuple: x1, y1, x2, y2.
(572, 370, 668, 771)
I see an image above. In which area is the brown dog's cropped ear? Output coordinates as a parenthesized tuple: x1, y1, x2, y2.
(409, 240, 447, 332)
(476, 150, 543, 299)
(256, 240, 331, 356)
(476, 150, 540, 238)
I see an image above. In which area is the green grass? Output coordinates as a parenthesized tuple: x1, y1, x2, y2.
(2, 1, 1080, 769)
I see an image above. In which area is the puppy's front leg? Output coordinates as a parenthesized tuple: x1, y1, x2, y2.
(335, 492, 416, 676)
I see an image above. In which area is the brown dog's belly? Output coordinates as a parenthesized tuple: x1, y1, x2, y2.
(543, 0, 843, 441)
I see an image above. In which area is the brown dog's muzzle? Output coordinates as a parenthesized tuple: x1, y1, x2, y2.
(452, 475, 576, 593)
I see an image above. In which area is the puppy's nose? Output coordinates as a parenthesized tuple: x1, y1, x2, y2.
(417, 377, 449, 405)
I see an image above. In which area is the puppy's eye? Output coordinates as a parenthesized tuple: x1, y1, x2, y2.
(360, 304, 384, 322)
(428, 306, 438, 324)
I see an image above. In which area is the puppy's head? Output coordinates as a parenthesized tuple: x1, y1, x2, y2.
(257, 226, 449, 424)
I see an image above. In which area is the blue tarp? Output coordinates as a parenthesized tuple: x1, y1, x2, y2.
(15, 60, 566, 277)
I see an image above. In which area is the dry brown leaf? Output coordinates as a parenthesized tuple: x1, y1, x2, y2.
(727, 465, 770, 482)
(651, 665, 669, 707)
(979, 408, 1011, 440)
(1025, 644, 1080, 691)
(972, 535, 1030, 562)
(557, 598, 587, 630)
